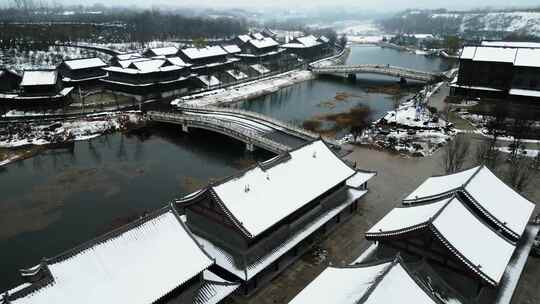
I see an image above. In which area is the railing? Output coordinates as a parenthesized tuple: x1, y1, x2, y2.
(147, 111, 290, 153)
(179, 105, 319, 140)
(311, 64, 445, 82)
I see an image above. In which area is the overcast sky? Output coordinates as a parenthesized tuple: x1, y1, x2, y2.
(1, 0, 538, 11)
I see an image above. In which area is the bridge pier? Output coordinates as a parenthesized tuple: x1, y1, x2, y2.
(347, 73, 357, 81)
(245, 142, 255, 152)
(181, 124, 189, 133)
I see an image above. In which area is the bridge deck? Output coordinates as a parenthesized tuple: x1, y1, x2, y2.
(311, 64, 445, 82)
(147, 108, 316, 154)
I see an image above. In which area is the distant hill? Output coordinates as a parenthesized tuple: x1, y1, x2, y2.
(380, 9, 540, 39)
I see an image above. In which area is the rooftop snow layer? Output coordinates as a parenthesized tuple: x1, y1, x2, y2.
(181, 46, 227, 60)
(460, 46, 477, 60)
(115, 53, 143, 61)
(146, 46, 178, 56)
(290, 260, 439, 304)
(509, 88, 540, 98)
(212, 140, 356, 238)
(248, 37, 279, 49)
(481, 41, 540, 48)
(431, 198, 516, 285)
(404, 167, 478, 201)
(472, 47, 517, 63)
(367, 197, 451, 234)
(222, 44, 241, 54)
(20, 70, 57, 86)
(62, 58, 107, 70)
(404, 166, 534, 238)
(464, 166, 535, 238)
(296, 35, 321, 48)
(514, 48, 540, 67)
(8, 209, 213, 304)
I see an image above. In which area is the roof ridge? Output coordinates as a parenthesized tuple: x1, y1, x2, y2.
(357, 257, 399, 304)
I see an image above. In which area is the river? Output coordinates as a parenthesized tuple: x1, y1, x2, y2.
(238, 45, 454, 136)
(0, 45, 454, 291)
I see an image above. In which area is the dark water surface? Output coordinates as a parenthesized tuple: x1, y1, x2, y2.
(0, 126, 272, 290)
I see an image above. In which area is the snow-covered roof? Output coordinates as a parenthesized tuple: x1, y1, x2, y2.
(367, 197, 451, 234)
(181, 46, 227, 60)
(514, 48, 540, 67)
(248, 37, 279, 49)
(197, 75, 221, 87)
(481, 41, 540, 48)
(346, 171, 376, 188)
(290, 258, 439, 304)
(193, 271, 239, 304)
(211, 140, 356, 238)
(251, 32, 265, 40)
(115, 57, 149, 68)
(296, 35, 321, 48)
(166, 56, 191, 67)
(460, 46, 477, 60)
(221, 44, 241, 54)
(145, 46, 179, 57)
(404, 166, 535, 238)
(237, 35, 251, 43)
(404, 167, 478, 201)
(318, 36, 330, 43)
(114, 53, 143, 61)
(7, 207, 214, 304)
(20, 70, 58, 86)
(509, 88, 540, 98)
(226, 69, 248, 80)
(472, 47, 517, 63)
(249, 64, 271, 75)
(366, 196, 517, 286)
(62, 58, 107, 70)
(464, 166, 535, 238)
(431, 197, 515, 286)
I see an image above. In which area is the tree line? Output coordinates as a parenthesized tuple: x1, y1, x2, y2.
(0, 7, 248, 46)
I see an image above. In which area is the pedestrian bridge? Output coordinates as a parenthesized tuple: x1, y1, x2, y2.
(311, 64, 446, 82)
(147, 106, 331, 154)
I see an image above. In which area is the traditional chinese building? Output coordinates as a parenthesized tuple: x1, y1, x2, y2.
(364, 166, 538, 304)
(282, 35, 327, 60)
(289, 255, 464, 304)
(1, 70, 73, 106)
(175, 140, 376, 296)
(142, 46, 179, 58)
(109, 52, 143, 66)
(0, 69, 22, 93)
(1, 205, 239, 304)
(236, 34, 283, 65)
(57, 57, 108, 86)
(101, 57, 192, 98)
(451, 43, 540, 101)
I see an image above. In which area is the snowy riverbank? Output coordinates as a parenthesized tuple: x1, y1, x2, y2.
(0, 112, 143, 148)
(172, 69, 315, 107)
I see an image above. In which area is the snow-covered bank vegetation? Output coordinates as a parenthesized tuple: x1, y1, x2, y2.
(380, 9, 540, 39)
(0, 111, 144, 150)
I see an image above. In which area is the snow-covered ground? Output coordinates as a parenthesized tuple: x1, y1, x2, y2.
(0, 46, 111, 72)
(172, 69, 314, 107)
(430, 11, 540, 37)
(0, 111, 143, 149)
(339, 81, 454, 157)
(497, 147, 539, 158)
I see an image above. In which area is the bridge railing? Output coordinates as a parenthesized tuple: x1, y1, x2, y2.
(178, 105, 320, 141)
(311, 64, 442, 78)
(147, 111, 291, 153)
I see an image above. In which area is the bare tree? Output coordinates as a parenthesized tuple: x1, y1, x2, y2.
(475, 139, 501, 170)
(505, 156, 535, 192)
(441, 134, 471, 174)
